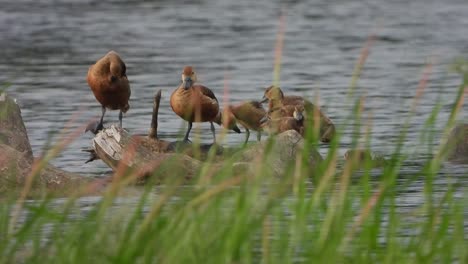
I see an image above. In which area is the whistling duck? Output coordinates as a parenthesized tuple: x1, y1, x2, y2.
(216, 101, 266, 145)
(261, 85, 335, 142)
(86, 51, 130, 134)
(170, 66, 220, 143)
(261, 106, 305, 136)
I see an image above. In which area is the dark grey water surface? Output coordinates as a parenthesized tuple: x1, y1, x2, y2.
(1, 0, 468, 181)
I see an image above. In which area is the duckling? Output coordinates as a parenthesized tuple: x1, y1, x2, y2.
(231, 101, 267, 144)
(261, 85, 335, 142)
(261, 107, 305, 136)
(170, 66, 220, 143)
(262, 85, 309, 111)
(86, 51, 131, 134)
(216, 101, 266, 145)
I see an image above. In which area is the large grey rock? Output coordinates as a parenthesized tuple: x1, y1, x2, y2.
(240, 130, 323, 177)
(0, 93, 91, 195)
(0, 93, 33, 162)
(446, 124, 468, 163)
(0, 144, 87, 194)
(0, 144, 31, 191)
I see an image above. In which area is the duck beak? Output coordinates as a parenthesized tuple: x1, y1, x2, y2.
(260, 96, 268, 104)
(184, 77, 192, 89)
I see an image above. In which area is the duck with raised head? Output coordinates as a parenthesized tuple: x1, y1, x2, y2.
(216, 101, 266, 145)
(170, 66, 220, 143)
(261, 85, 335, 142)
(262, 85, 309, 111)
(261, 106, 305, 136)
(86, 51, 131, 134)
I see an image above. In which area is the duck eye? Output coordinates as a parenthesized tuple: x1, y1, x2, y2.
(191, 72, 194, 74)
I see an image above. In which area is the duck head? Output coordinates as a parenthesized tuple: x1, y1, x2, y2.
(261, 85, 284, 103)
(181, 66, 198, 89)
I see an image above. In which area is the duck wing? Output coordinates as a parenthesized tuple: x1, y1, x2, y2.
(192, 84, 218, 103)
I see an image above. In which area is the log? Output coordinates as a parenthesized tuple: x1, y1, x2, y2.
(148, 90, 161, 140)
(93, 126, 202, 183)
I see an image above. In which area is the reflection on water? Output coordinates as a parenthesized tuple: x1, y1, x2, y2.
(1, 0, 468, 227)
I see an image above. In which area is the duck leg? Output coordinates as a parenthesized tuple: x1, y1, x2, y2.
(85, 106, 106, 134)
(183, 122, 193, 142)
(119, 110, 123, 128)
(210, 122, 216, 144)
(256, 131, 261, 141)
(243, 128, 250, 146)
(98, 106, 106, 129)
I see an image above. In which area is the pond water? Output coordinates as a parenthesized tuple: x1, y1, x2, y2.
(1, 0, 468, 200)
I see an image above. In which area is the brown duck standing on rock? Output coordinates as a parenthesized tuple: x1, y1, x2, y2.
(86, 51, 131, 134)
(215, 101, 266, 145)
(170, 66, 220, 143)
(261, 85, 335, 142)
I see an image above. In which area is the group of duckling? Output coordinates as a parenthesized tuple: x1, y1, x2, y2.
(85, 51, 336, 147)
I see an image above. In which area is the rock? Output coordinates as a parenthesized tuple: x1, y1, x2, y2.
(446, 124, 468, 163)
(240, 130, 323, 177)
(0, 93, 33, 162)
(319, 118, 336, 143)
(0, 93, 91, 195)
(0, 144, 31, 191)
(232, 162, 254, 176)
(0, 143, 89, 195)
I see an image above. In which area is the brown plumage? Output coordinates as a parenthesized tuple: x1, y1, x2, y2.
(214, 108, 241, 133)
(86, 51, 131, 133)
(263, 85, 308, 111)
(261, 107, 304, 136)
(262, 85, 335, 142)
(216, 101, 266, 145)
(170, 66, 220, 143)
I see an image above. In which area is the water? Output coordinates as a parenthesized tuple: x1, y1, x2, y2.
(1, 0, 468, 210)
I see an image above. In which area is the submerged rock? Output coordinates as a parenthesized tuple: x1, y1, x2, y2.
(344, 149, 387, 168)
